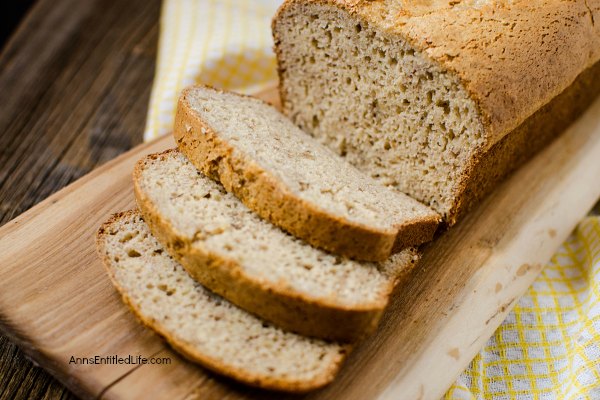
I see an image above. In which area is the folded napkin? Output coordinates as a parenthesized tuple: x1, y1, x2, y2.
(144, 1, 600, 398)
(447, 215, 600, 399)
(144, 0, 280, 141)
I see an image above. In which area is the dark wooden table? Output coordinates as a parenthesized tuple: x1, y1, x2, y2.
(0, 0, 160, 398)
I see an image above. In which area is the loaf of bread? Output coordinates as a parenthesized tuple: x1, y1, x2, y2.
(96, 211, 348, 392)
(174, 85, 439, 261)
(273, 0, 600, 224)
(133, 149, 419, 342)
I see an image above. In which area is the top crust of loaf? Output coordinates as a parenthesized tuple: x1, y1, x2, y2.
(273, 0, 600, 148)
(174, 85, 439, 261)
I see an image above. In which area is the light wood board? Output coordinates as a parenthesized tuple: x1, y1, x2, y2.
(1, 87, 599, 400)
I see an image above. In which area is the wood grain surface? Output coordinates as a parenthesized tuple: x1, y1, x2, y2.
(1, 87, 600, 400)
(0, 0, 160, 398)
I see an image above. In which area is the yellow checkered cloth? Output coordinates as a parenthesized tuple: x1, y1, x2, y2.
(143, 0, 280, 140)
(144, 1, 600, 398)
(447, 216, 600, 400)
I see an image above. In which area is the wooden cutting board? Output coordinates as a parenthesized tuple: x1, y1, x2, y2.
(1, 87, 599, 400)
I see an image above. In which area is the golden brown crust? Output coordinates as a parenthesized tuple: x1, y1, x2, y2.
(173, 86, 438, 262)
(132, 150, 419, 342)
(96, 211, 349, 392)
(275, 0, 600, 148)
(446, 59, 600, 225)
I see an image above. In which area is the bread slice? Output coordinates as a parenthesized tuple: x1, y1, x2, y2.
(96, 210, 348, 392)
(272, 0, 600, 225)
(174, 85, 439, 262)
(133, 149, 419, 342)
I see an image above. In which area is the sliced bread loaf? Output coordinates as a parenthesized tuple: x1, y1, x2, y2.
(133, 149, 419, 342)
(272, 0, 600, 225)
(174, 85, 439, 262)
(96, 210, 348, 392)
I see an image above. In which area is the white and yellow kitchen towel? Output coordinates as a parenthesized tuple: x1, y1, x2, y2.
(144, 1, 600, 398)
(144, 0, 280, 140)
(446, 216, 600, 400)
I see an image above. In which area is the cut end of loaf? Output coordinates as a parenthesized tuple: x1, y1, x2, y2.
(273, 1, 487, 223)
(96, 210, 348, 392)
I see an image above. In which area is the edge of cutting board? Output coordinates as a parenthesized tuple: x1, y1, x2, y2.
(0, 87, 599, 400)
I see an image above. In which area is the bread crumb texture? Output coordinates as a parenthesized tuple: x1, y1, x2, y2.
(97, 211, 347, 391)
(135, 150, 417, 308)
(273, 0, 600, 219)
(184, 86, 437, 232)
